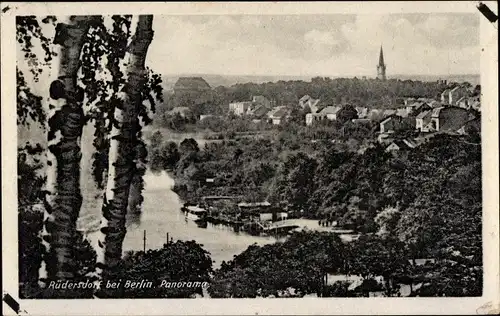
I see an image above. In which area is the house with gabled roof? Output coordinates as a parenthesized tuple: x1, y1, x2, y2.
(457, 117, 480, 135)
(406, 101, 431, 117)
(267, 106, 291, 125)
(355, 106, 368, 118)
(247, 104, 270, 118)
(305, 105, 343, 126)
(385, 139, 418, 152)
(380, 115, 416, 134)
(440, 89, 451, 103)
(470, 99, 481, 112)
(299, 95, 321, 113)
(416, 110, 432, 131)
(252, 95, 272, 108)
(319, 105, 342, 120)
(449, 86, 469, 106)
(456, 96, 469, 109)
(299, 95, 313, 108)
(229, 101, 253, 116)
(421, 106, 476, 133)
(382, 109, 397, 118)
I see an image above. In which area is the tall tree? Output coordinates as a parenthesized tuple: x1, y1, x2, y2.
(38, 16, 98, 288)
(96, 15, 155, 275)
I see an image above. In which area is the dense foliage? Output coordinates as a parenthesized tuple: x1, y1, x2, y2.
(18, 147, 97, 299)
(210, 225, 481, 298)
(209, 231, 345, 298)
(97, 241, 213, 298)
(147, 130, 482, 297)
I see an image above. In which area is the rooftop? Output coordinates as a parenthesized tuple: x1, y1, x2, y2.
(299, 95, 311, 102)
(174, 77, 211, 92)
(270, 107, 290, 118)
(416, 110, 431, 119)
(319, 106, 341, 115)
(407, 101, 424, 108)
(431, 107, 445, 118)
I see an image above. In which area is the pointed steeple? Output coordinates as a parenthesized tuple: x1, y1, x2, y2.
(378, 45, 385, 66)
(376, 45, 386, 80)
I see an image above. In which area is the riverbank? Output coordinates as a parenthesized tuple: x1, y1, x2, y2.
(85, 170, 283, 268)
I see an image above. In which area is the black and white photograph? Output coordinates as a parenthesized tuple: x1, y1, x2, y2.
(2, 1, 499, 315)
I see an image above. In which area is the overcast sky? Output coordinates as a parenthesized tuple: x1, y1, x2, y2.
(146, 13, 480, 77)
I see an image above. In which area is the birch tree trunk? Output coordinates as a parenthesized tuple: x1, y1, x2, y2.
(96, 15, 154, 274)
(39, 16, 96, 287)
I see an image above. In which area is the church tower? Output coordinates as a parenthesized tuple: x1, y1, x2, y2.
(376, 45, 386, 80)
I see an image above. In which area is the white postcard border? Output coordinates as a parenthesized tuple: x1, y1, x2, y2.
(2, 1, 498, 315)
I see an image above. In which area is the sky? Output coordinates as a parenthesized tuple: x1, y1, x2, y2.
(146, 13, 480, 77)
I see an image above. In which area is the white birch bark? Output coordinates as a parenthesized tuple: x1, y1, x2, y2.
(39, 16, 96, 288)
(96, 15, 154, 277)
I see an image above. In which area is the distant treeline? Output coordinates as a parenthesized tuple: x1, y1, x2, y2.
(154, 77, 465, 122)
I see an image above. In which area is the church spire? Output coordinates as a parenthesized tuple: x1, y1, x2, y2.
(378, 45, 385, 66)
(376, 45, 386, 80)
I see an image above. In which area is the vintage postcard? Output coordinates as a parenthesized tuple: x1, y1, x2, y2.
(2, 1, 499, 315)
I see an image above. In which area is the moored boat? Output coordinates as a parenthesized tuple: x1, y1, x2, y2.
(183, 205, 207, 221)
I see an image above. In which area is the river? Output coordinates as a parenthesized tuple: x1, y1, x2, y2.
(87, 170, 283, 268)
(83, 169, 353, 268)
(79, 128, 334, 268)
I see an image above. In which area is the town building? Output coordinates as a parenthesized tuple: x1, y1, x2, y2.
(267, 106, 291, 125)
(396, 108, 410, 117)
(379, 116, 398, 134)
(406, 101, 431, 117)
(305, 113, 325, 126)
(456, 96, 469, 109)
(299, 95, 321, 113)
(355, 106, 369, 118)
(376, 45, 387, 80)
(469, 97, 481, 111)
(229, 95, 273, 116)
(418, 106, 475, 133)
(379, 115, 415, 134)
(385, 139, 418, 152)
(252, 95, 272, 108)
(320, 105, 342, 120)
(440, 89, 451, 104)
(415, 110, 433, 131)
(428, 100, 441, 108)
(382, 109, 397, 118)
(229, 101, 253, 116)
(247, 104, 270, 118)
(305, 105, 345, 126)
(173, 77, 211, 94)
(457, 117, 480, 135)
(441, 86, 470, 105)
(448, 86, 469, 106)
